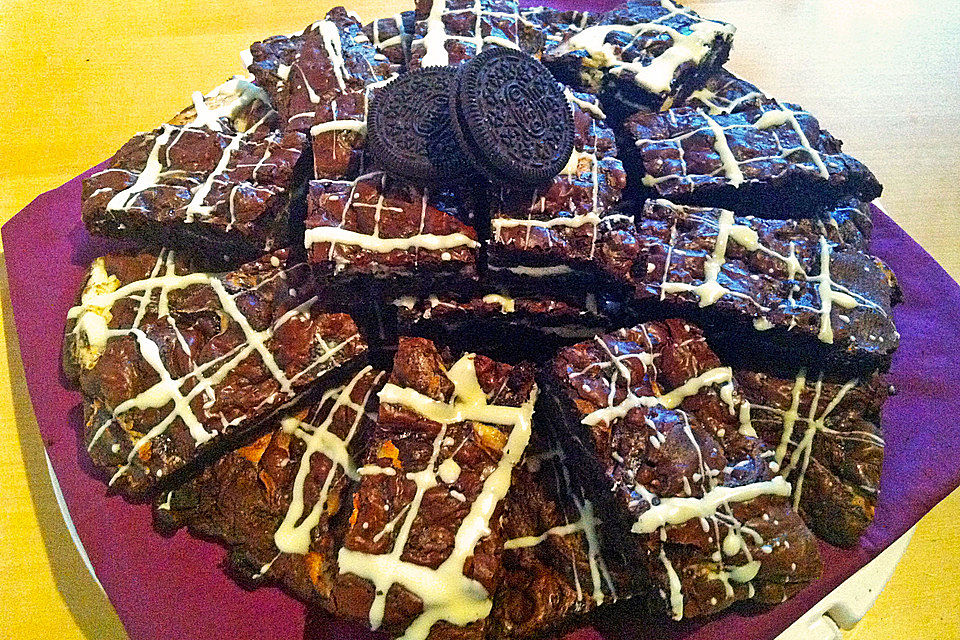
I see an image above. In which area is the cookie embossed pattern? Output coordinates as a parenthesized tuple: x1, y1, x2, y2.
(4, 1, 960, 640)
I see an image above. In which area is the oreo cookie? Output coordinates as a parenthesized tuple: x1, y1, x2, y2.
(452, 47, 574, 185)
(367, 67, 472, 182)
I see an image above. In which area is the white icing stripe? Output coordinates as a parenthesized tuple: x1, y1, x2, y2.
(274, 367, 383, 555)
(107, 125, 173, 211)
(480, 294, 515, 313)
(504, 518, 592, 550)
(660, 548, 685, 620)
(755, 107, 830, 178)
(310, 119, 367, 136)
(632, 476, 791, 534)
(582, 366, 732, 426)
(339, 354, 536, 639)
(700, 109, 744, 186)
(810, 237, 859, 344)
(305, 226, 479, 254)
(489, 264, 573, 277)
(419, 0, 451, 67)
(316, 20, 349, 91)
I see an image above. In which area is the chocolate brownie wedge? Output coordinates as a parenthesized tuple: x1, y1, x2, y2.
(330, 337, 537, 640)
(623, 105, 882, 217)
(736, 368, 888, 548)
(489, 432, 634, 638)
(65, 248, 367, 499)
(541, 0, 734, 113)
(540, 319, 822, 620)
(82, 122, 307, 269)
(598, 198, 899, 374)
(305, 172, 480, 297)
(155, 366, 386, 604)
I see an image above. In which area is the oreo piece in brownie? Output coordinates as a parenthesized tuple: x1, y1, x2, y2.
(452, 47, 575, 185)
(363, 11, 417, 67)
(623, 105, 883, 217)
(598, 198, 900, 374)
(486, 91, 626, 293)
(154, 367, 385, 604)
(392, 289, 622, 362)
(489, 433, 633, 638)
(305, 172, 480, 297)
(64, 248, 367, 499)
(409, 0, 523, 69)
(736, 369, 887, 548)
(541, 0, 734, 113)
(541, 319, 823, 620)
(81, 122, 306, 269)
(367, 67, 472, 183)
(329, 337, 537, 639)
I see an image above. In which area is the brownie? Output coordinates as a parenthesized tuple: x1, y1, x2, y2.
(363, 11, 417, 67)
(305, 172, 480, 296)
(736, 369, 887, 548)
(329, 337, 537, 639)
(167, 76, 279, 134)
(487, 91, 627, 294)
(541, 319, 823, 620)
(541, 0, 734, 112)
(81, 123, 307, 268)
(249, 7, 396, 146)
(489, 432, 633, 638)
(409, 0, 523, 70)
(623, 105, 883, 217)
(64, 248, 368, 498)
(154, 367, 386, 604)
(392, 290, 622, 362)
(598, 198, 900, 374)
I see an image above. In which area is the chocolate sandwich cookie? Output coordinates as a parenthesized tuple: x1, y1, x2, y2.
(452, 47, 574, 185)
(367, 67, 472, 182)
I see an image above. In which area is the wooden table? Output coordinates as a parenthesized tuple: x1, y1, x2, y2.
(1, 1, 958, 638)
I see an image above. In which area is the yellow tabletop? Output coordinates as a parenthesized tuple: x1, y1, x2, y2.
(1, 1, 958, 638)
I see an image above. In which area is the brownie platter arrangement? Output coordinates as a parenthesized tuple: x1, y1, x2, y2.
(58, 0, 904, 638)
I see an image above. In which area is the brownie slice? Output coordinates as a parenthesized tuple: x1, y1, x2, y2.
(487, 91, 626, 294)
(248, 7, 396, 145)
(330, 337, 537, 639)
(489, 433, 633, 638)
(392, 291, 622, 363)
(409, 0, 523, 70)
(541, 0, 734, 112)
(541, 319, 823, 620)
(363, 11, 417, 67)
(736, 369, 887, 548)
(623, 105, 883, 217)
(598, 199, 900, 374)
(81, 123, 307, 268)
(64, 248, 368, 499)
(154, 366, 386, 604)
(305, 172, 480, 297)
